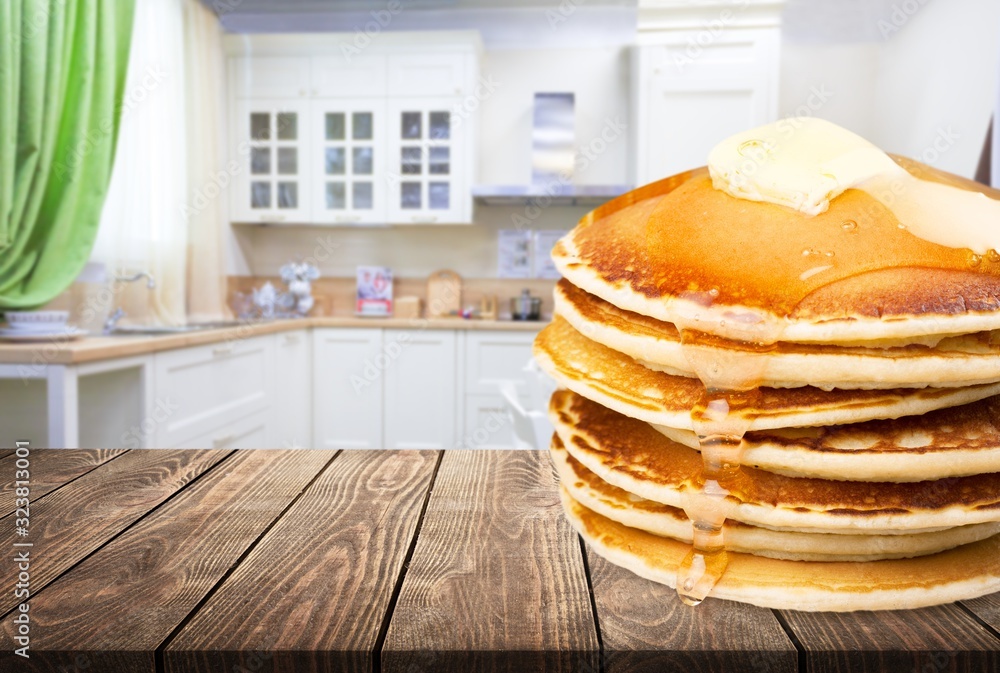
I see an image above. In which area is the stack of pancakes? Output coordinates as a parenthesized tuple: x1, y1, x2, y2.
(534, 154, 1000, 611)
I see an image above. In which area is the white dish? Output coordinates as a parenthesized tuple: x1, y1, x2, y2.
(0, 327, 88, 342)
(4, 310, 70, 330)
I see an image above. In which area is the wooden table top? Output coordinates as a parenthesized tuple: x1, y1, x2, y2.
(2, 448, 1000, 672)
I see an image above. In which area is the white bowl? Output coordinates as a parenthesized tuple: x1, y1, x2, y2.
(4, 310, 70, 330)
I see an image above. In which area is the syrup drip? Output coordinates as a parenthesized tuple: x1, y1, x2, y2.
(672, 303, 782, 606)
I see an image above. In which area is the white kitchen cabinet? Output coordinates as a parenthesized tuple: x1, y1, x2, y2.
(632, 3, 783, 184)
(311, 98, 387, 224)
(231, 56, 311, 100)
(312, 328, 384, 449)
(226, 33, 481, 226)
(461, 394, 520, 450)
(152, 335, 273, 448)
(234, 99, 312, 224)
(461, 331, 550, 450)
(383, 329, 458, 449)
(272, 329, 312, 448)
(387, 97, 469, 224)
(311, 54, 387, 98)
(172, 411, 271, 450)
(387, 53, 465, 97)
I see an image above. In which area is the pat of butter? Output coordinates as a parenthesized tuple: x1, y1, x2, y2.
(707, 118, 1000, 255)
(707, 118, 904, 216)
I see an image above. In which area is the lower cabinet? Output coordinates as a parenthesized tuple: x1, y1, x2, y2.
(312, 328, 385, 449)
(273, 329, 312, 448)
(152, 334, 273, 448)
(383, 329, 458, 450)
(171, 410, 271, 449)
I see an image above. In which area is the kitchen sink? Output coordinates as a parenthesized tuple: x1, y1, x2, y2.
(108, 320, 247, 336)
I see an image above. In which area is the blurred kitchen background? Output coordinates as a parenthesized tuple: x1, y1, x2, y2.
(1, 0, 998, 451)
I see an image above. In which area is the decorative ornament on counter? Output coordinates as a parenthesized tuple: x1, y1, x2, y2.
(280, 260, 321, 316)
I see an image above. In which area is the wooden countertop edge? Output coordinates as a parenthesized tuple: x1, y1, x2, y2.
(0, 316, 545, 366)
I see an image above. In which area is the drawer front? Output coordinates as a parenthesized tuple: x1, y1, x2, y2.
(153, 335, 273, 447)
(172, 410, 270, 449)
(462, 393, 553, 451)
(464, 331, 539, 396)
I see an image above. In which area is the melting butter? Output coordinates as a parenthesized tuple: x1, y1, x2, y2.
(708, 118, 1000, 255)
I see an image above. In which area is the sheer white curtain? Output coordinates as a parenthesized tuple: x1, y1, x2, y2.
(93, 0, 229, 325)
(183, 0, 230, 322)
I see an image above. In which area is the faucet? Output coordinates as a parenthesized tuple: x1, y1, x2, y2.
(104, 271, 156, 333)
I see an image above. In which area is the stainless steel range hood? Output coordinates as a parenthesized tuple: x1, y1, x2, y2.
(472, 92, 631, 207)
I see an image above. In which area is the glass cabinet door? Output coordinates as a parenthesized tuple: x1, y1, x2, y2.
(237, 100, 310, 223)
(388, 98, 466, 224)
(312, 98, 386, 224)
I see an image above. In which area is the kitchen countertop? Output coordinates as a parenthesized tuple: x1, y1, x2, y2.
(0, 315, 547, 366)
(3, 448, 1000, 672)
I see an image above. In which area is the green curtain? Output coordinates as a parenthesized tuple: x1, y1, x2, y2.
(0, 0, 135, 310)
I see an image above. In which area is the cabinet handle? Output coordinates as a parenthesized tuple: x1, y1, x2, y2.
(335, 214, 362, 223)
(213, 344, 235, 357)
(259, 214, 287, 222)
(284, 334, 300, 345)
(410, 215, 438, 224)
(299, 88, 307, 96)
(311, 88, 318, 96)
(213, 433, 236, 448)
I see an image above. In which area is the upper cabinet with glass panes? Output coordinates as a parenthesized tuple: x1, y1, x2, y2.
(226, 33, 480, 225)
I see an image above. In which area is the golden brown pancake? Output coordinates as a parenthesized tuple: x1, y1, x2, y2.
(555, 278, 1000, 389)
(551, 389, 1000, 533)
(552, 160, 1000, 345)
(562, 488, 1000, 612)
(551, 435, 1000, 561)
(655, 395, 1000, 482)
(535, 316, 1000, 431)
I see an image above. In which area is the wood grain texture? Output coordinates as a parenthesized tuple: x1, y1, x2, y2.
(0, 448, 128, 517)
(781, 605, 1000, 673)
(962, 594, 1000, 640)
(164, 450, 439, 673)
(587, 551, 797, 673)
(382, 450, 599, 673)
(0, 448, 229, 616)
(0, 449, 335, 673)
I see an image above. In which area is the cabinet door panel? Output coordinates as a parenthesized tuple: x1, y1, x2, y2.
(383, 329, 457, 450)
(312, 54, 387, 97)
(464, 331, 539, 396)
(234, 99, 311, 223)
(273, 330, 312, 448)
(311, 98, 387, 223)
(231, 57, 310, 99)
(388, 53, 464, 97)
(386, 97, 468, 223)
(313, 329, 384, 449)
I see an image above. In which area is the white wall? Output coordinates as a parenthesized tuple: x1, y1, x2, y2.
(780, 0, 1000, 178)
(873, 0, 1000, 176)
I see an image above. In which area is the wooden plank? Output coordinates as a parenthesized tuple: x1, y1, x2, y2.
(0, 449, 336, 673)
(164, 449, 439, 673)
(962, 594, 1000, 639)
(0, 448, 230, 616)
(382, 450, 600, 673)
(0, 449, 14, 460)
(0, 448, 129, 517)
(781, 605, 1000, 672)
(587, 551, 798, 673)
